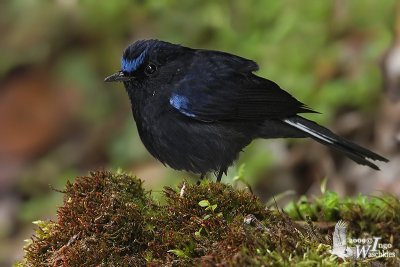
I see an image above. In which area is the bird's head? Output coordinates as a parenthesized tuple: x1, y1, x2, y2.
(104, 40, 188, 94)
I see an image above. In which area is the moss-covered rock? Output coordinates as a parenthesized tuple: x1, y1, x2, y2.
(16, 171, 399, 266)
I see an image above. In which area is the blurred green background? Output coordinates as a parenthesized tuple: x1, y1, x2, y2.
(1, 0, 399, 265)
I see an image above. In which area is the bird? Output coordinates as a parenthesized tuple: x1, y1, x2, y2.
(105, 39, 388, 182)
(330, 220, 355, 260)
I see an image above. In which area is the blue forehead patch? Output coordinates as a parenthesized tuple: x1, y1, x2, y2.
(121, 48, 147, 73)
(169, 93, 196, 117)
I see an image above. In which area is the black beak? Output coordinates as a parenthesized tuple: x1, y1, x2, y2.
(104, 71, 132, 82)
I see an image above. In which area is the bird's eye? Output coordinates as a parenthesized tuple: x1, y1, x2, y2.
(145, 63, 157, 76)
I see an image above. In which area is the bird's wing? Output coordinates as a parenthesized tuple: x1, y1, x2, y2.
(169, 50, 315, 122)
(332, 220, 348, 250)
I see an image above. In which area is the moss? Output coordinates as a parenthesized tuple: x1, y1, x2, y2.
(16, 171, 399, 266)
(20, 171, 151, 266)
(284, 191, 400, 248)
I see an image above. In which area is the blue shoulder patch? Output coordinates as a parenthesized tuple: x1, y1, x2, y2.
(169, 93, 196, 117)
(121, 48, 147, 73)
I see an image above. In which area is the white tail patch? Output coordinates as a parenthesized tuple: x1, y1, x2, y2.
(283, 119, 334, 144)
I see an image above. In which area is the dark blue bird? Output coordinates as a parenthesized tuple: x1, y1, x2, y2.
(105, 40, 388, 182)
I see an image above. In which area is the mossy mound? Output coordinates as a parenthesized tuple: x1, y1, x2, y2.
(16, 171, 399, 266)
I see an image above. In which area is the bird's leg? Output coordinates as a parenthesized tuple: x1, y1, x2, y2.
(216, 168, 225, 183)
(196, 173, 205, 185)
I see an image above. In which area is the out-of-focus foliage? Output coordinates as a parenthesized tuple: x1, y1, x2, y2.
(285, 191, 400, 238)
(0, 0, 398, 265)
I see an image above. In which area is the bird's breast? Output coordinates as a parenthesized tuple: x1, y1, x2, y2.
(131, 102, 251, 174)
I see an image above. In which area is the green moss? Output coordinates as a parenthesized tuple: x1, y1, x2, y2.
(284, 191, 400, 247)
(16, 171, 399, 266)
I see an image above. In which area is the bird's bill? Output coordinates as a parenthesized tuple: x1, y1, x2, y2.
(104, 71, 132, 82)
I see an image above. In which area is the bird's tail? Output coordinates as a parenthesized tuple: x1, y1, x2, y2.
(283, 116, 388, 170)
